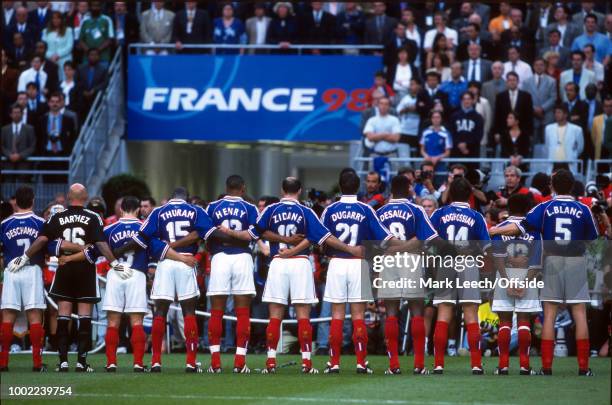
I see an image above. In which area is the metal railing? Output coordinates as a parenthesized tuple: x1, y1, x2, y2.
(1, 156, 71, 175)
(69, 48, 125, 193)
(129, 43, 383, 55)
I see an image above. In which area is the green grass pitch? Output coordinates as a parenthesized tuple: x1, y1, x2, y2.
(1, 354, 610, 404)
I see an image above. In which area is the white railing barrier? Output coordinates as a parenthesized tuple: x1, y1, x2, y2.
(129, 43, 383, 55)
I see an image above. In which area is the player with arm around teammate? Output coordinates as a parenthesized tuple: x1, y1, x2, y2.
(490, 169, 598, 376)
(220, 177, 363, 374)
(429, 177, 491, 375)
(490, 194, 542, 376)
(7, 183, 126, 373)
(0, 187, 47, 372)
(376, 175, 441, 375)
(54, 196, 196, 372)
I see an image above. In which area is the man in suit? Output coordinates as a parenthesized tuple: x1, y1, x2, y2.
(545, 5, 581, 49)
(76, 48, 107, 120)
(1, 103, 36, 182)
(383, 21, 418, 68)
(539, 29, 571, 69)
(493, 71, 533, 145)
(7, 32, 32, 71)
(572, 2, 605, 32)
(5, 7, 37, 53)
(364, 2, 397, 45)
(112, 1, 140, 47)
(246, 3, 271, 53)
(34, 40, 59, 95)
(27, 2, 50, 35)
(39, 92, 76, 156)
(461, 43, 492, 83)
(592, 95, 612, 160)
(559, 51, 597, 102)
(482, 61, 507, 119)
(526, 2, 555, 45)
(456, 22, 493, 61)
(501, 9, 536, 64)
(173, 1, 210, 54)
(521, 58, 557, 143)
(564, 81, 592, 160)
(417, 70, 450, 127)
(544, 104, 584, 172)
(298, 1, 336, 53)
(2, 2, 17, 29)
(140, 1, 175, 55)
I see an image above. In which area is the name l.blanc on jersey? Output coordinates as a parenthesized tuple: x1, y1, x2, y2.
(142, 88, 317, 112)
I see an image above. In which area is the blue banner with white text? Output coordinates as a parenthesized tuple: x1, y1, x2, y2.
(127, 55, 381, 141)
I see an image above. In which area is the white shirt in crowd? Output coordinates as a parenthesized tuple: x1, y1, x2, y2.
(503, 60, 533, 84)
(17, 68, 48, 102)
(423, 26, 458, 50)
(255, 18, 267, 44)
(396, 94, 420, 136)
(363, 114, 402, 154)
(393, 64, 412, 93)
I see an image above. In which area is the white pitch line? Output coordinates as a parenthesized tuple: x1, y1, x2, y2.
(72, 392, 517, 405)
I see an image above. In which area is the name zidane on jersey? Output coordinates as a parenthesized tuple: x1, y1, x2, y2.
(372, 276, 544, 290)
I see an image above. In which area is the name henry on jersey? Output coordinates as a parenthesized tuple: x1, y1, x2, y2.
(5, 226, 39, 240)
(58, 215, 91, 226)
(160, 209, 195, 221)
(213, 207, 247, 220)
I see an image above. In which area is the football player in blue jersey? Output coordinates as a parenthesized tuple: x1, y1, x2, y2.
(490, 194, 542, 376)
(0, 187, 47, 372)
(220, 177, 362, 374)
(490, 169, 598, 376)
(321, 171, 393, 374)
(376, 175, 439, 375)
(429, 177, 491, 375)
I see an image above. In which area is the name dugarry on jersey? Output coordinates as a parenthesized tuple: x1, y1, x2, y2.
(492, 216, 543, 270)
(248, 198, 330, 257)
(206, 196, 258, 255)
(322, 195, 392, 258)
(134, 198, 215, 254)
(1, 212, 45, 266)
(518, 195, 598, 256)
(377, 199, 438, 242)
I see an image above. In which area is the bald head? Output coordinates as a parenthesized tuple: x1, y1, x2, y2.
(68, 183, 88, 205)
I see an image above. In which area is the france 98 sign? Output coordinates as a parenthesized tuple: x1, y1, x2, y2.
(127, 54, 381, 142)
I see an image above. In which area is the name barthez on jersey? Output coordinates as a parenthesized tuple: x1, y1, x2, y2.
(58, 215, 91, 226)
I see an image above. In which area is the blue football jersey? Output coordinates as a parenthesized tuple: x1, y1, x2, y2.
(430, 202, 491, 248)
(1, 212, 45, 266)
(81, 236, 171, 267)
(206, 196, 258, 255)
(134, 199, 215, 254)
(492, 216, 543, 269)
(377, 199, 438, 241)
(518, 195, 598, 255)
(248, 198, 331, 257)
(104, 219, 149, 273)
(321, 195, 392, 257)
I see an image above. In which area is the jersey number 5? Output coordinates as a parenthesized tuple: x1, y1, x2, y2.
(554, 218, 572, 245)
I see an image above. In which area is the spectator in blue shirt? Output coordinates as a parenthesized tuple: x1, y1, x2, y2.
(213, 3, 246, 54)
(440, 61, 467, 112)
(419, 110, 452, 176)
(571, 13, 611, 63)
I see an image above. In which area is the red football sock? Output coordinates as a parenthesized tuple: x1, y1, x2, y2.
(131, 325, 146, 367)
(541, 339, 554, 370)
(151, 316, 165, 365)
(576, 339, 590, 371)
(208, 309, 223, 368)
(105, 326, 119, 366)
(297, 318, 313, 368)
(517, 321, 531, 369)
(266, 317, 281, 368)
(234, 307, 250, 368)
(433, 321, 448, 368)
(329, 319, 343, 366)
(497, 321, 512, 369)
(184, 315, 199, 366)
(384, 316, 400, 369)
(411, 316, 426, 370)
(0, 322, 13, 368)
(466, 322, 482, 368)
(29, 323, 44, 368)
(352, 319, 368, 367)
